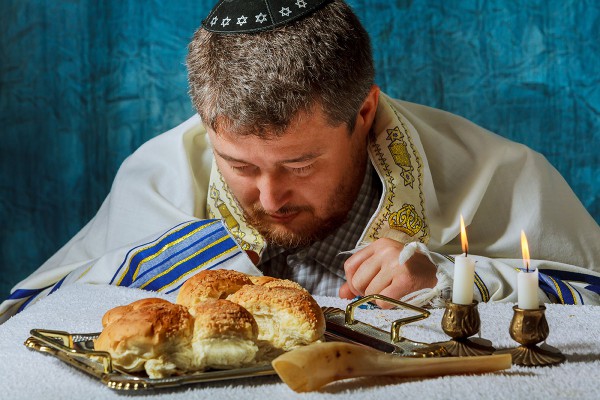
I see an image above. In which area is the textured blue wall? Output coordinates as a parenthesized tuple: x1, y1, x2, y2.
(1, 0, 598, 301)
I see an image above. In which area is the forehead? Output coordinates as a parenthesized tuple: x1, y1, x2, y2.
(208, 108, 349, 159)
(213, 103, 345, 136)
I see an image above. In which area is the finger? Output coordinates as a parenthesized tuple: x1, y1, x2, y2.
(338, 282, 356, 299)
(343, 247, 374, 295)
(350, 257, 381, 296)
(375, 268, 434, 309)
(342, 264, 359, 296)
(364, 269, 394, 297)
(344, 246, 376, 276)
(376, 285, 406, 309)
(351, 243, 402, 296)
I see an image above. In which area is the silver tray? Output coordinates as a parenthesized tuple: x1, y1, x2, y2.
(24, 295, 444, 391)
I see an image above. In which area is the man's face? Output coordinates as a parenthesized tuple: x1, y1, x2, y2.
(208, 106, 372, 249)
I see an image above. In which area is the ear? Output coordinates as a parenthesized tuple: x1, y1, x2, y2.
(354, 85, 380, 137)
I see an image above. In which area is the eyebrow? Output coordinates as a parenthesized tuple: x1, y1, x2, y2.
(213, 150, 246, 163)
(214, 149, 322, 165)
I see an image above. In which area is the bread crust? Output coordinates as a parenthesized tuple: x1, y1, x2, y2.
(189, 299, 258, 340)
(248, 275, 279, 285)
(227, 285, 325, 352)
(176, 269, 253, 307)
(262, 278, 306, 291)
(101, 297, 171, 328)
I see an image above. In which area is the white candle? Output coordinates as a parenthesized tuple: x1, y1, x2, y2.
(453, 254, 476, 304)
(517, 231, 539, 309)
(452, 215, 476, 305)
(517, 268, 539, 309)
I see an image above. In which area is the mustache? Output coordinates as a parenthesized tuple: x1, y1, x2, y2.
(250, 203, 312, 216)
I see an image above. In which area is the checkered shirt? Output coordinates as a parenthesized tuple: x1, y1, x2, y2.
(257, 162, 381, 296)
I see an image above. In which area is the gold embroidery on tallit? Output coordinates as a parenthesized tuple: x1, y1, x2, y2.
(206, 164, 265, 253)
(387, 204, 424, 237)
(210, 185, 239, 231)
(386, 126, 415, 188)
(390, 107, 429, 243)
(363, 97, 429, 244)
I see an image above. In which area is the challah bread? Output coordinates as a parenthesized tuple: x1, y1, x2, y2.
(227, 285, 325, 357)
(96, 271, 324, 377)
(95, 297, 261, 377)
(176, 269, 253, 307)
(101, 297, 171, 328)
(189, 299, 259, 369)
(95, 301, 195, 378)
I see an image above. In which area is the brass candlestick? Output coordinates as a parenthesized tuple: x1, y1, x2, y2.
(496, 305, 565, 366)
(438, 300, 496, 356)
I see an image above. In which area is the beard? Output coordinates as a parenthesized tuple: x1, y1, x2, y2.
(244, 204, 346, 249)
(237, 132, 369, 250)
(242, 180, 360, 249)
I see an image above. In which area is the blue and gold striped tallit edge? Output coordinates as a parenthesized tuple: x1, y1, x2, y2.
(111, 219, 243, 293)
(2, 219, 244, 317)
(538, 268, 600, 305)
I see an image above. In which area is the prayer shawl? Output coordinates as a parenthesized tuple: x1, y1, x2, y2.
(2, 94, 599, 323)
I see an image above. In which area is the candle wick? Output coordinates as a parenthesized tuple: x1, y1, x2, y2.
(526, 262, 529, 273)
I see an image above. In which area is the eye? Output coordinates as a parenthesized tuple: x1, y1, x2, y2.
(230, 164, 256, 175)
(290, 164, 314, 176)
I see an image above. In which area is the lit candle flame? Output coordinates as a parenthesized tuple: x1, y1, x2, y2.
(460, 215, 468, 256)
(521, 230, 530, 272)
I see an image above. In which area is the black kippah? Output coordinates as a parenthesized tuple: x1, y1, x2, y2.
(202, 0, 333, 34)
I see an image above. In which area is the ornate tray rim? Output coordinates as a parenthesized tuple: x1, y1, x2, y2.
(24, 329, 277, 391)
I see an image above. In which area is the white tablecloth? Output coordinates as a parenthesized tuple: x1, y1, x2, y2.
(1, 283, 599, 399)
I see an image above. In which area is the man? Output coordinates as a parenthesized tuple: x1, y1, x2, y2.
(1, 0, 599, 323)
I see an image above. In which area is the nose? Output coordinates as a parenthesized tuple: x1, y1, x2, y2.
(257, 172, 290, 213)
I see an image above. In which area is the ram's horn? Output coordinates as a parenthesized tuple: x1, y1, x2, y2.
(272, 341, 512, 392)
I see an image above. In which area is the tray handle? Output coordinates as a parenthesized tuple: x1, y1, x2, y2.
(28, 329, 114, 373)
(345, 294, 430, 342)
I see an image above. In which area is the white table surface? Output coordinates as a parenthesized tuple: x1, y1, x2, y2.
(1, 283, 599, 400)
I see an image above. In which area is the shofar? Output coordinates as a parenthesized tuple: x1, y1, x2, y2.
(272, 341, 512, 392)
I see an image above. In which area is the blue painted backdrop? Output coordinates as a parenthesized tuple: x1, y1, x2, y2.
(1, 0, 599, 301)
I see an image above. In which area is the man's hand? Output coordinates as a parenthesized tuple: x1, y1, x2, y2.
(339, 238, 437, 308)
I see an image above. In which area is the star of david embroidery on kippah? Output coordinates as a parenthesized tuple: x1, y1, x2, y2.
(202, 0, 332, 33)
(255, 12, 267, 23)
(280, 7, 292, 17)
